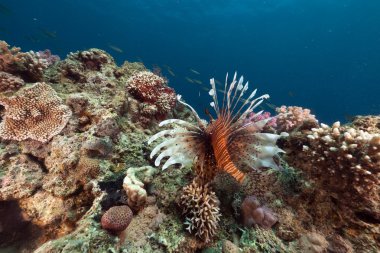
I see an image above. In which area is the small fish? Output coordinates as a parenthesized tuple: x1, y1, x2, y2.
(214, 79, 223, 87)
(265, 102, 277, 110)
(136, 57, 144, 63)
(24, 35, 40, 43)
(41, 29, 57, 39)
(185, 77, 194, 83)
(190, 68, 200, 75)
(193, 79, 203, 85)
(288, 91, 294, 97)
(200, 86, 209, 92)
(108, 44, 123, 53)
(167, 68, 175, 77)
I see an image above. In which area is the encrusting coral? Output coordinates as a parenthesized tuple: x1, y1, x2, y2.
(0, 82, 72, 142)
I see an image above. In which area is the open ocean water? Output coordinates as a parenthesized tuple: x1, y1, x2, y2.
(1, 0, 379, 123)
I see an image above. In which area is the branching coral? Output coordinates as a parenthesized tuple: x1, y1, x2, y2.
(0, 71, 24, 93)
(275, 105, 318, 132)
(180, 179, 221, 242)
(0, 41, 22, 72)
(0, 82, 72, 142)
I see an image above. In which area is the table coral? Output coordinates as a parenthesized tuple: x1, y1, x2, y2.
(0, 82, 72, 142)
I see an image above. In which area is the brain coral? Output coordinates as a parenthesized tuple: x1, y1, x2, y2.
(0, 82, 72, 142)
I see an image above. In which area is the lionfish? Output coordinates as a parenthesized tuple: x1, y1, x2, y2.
(148, 72, 285, 184)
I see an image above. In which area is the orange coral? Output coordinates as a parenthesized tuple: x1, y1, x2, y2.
(0, 82, 72, 142)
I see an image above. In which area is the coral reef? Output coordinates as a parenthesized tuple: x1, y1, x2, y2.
(0, 40, 378, 253)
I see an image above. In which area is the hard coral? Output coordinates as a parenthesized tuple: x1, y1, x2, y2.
(0, 82, 72, 142)
(180, 179, 221, 242)
(0, 71, 24, 93)
(282, 121, 380, 216)
(0, 41, 22, 72)
(126, 71, 176, 120)
(101, 205, 133, 233)
(122, 166, 158, 210)
(276, 105, 318, 132)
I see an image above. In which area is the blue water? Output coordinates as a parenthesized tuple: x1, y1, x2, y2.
(1, 0, 379, 124)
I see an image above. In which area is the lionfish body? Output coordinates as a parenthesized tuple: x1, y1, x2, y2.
(149, 72, 285, 184)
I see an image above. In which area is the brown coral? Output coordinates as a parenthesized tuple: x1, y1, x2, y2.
(180, 179, 221, 242)
(0, 41, 22, 72)
(0, 71, 24, 93)
(0, 82, 72, 142)
(101, 205, 133, 233)
(126, 71, 176, 120)
(241, 195, 278, 229)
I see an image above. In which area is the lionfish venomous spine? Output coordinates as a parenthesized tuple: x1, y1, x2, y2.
(149, 72, 285, 184)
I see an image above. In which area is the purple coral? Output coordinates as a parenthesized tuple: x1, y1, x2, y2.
(241, 196, 278, 229)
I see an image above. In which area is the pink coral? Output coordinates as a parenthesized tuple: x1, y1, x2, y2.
(101, 205, 133, 233)
(241, 196, 278, 229)
(126, 71, 176, 120)
(275, 105, 318, 132)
